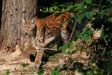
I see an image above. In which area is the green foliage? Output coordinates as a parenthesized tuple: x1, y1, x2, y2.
(4, 69, 11, 75)
(51, 69, 60, 75)
(85, 0, 92, 5)
(21, 63, 29, 68)
(59, 42, 72, 53)
(38, 68, 43, 75)
(74, 2, 84, 11)
(86, 70, 94, 75)
(78, 27, 93, 42)
(39, 0, 112, 74)
(104, 60, 112, 75)
(38, 63, 44, 75)
(85, 11, 93, 19)
(59, 41, 78, 54)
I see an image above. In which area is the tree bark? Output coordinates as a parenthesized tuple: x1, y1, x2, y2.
(0, 0, 37, 52)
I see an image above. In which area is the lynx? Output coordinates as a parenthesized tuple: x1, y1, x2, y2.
(22, 12, 75, 68)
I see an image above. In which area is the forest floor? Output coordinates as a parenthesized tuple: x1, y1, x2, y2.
(0, 32, 94, 75)
(0, 48, 64, 75)
(0, 48, 37, 75)
(0, 47, 88, 75)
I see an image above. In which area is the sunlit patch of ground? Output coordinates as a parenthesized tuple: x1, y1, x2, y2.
(0, 49, 37, 75)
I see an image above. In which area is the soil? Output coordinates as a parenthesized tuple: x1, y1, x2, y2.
(0, 48, 37, 75)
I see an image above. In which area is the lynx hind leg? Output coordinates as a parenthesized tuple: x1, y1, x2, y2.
(34, 49, 44, 69)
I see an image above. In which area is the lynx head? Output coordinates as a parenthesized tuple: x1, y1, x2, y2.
(21, 18, 36, 36)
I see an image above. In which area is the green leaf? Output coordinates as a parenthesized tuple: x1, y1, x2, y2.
(66, 5, 74, 11)
(74, 2, 84, 11)
(101, 29, 104, 38)
(38, 65, 44, 75)
(85, 12, 93, 19)
(59, 44, 68, 52)
(49, 7, 54, 12)
(78, 28, 93, 42)
(85, 0, 92, 4)
(75, 13, 85, 23)
(38, 69, 43, 75)
(53, 6, 58, 10)
(82, 34, 89, 42)
(87, 28, 93, 35)
(46, 7, 49, 12)
(86, 70, 94, 75)
(4, 69, 11, 75)
(51, 69, 60, 75)
(59, 42, 73, 52)
(67, 49, 75, 54)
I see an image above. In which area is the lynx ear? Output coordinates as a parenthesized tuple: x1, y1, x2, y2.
(22, 18, 25, 23)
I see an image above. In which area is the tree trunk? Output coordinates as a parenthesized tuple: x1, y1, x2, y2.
(0, 0, 37, 52)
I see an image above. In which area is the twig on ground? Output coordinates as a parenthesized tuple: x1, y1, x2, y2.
(41, 48, 57, 51)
